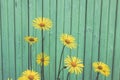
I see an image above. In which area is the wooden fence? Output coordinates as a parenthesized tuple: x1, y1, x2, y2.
(0, 0, 120, 80)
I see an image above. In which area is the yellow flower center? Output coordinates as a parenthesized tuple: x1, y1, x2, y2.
(29, 38, 34, 42)
(65, 39, 71, 44)
(71, 62, 77, 67)
(98, 66, 103, 70)
(39, 23, 45, 27)
(28, 75, 34, 80)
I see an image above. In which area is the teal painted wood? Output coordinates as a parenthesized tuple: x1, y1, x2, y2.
(35, 0, 41, 73)
(29, 0, 37, 71)
(63, 0, 71, 80)
(21, 0, 29, 73)
(43, 0, 50, 79)
(36, 0, 42, 77)
(99, 0, 110, 80)
(14, 0, 23, 79)
(56, 0, 64, 80)
(91, 0, 101, 80)
(7, 0, 16, 79)
(77, 0, 86, 80)
(49, 0, 56, 79)
(1, 0, 9, 79)
(113, 0, 120, 80)
(0, 0, 2, 79)
(0, 0, 120, 80)
(106, 0, 117, 80)
(84, 0, 94, 80)
(70, 0, 79, 80)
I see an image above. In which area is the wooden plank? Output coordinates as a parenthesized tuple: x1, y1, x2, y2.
(1, 0, 10, 79)
(112, 0, 120, 80)
(91, 0, 101, 80)
(70, 0, 79, 80)
(84, 0, 94, 80)
(43, 0, 50, 79)
(106, 0, 117, 80)
(21, 0, 29, 71)
(14, 0, 23, 78)
(36, 0, 42, 75)
(7, 0, 16, 79)
(0, 0, 3, 79)
(77, 0, 86, 79)
(29, 0, 37, 71)
(99, 0, 109, 79)
(0, 30, 2, 80)
(63, 0, 71, 80)
(49, 0, 57, 79)
(56, 0, 64, 79)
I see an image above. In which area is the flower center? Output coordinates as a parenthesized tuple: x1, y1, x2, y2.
(28, 75, 34, 80)
(65, 39, 71, 44)
(71, 62, 77, 67)
(41, 58, 44, 62)
(39, 23, 45, 27)
(98, 66, 103, 70)
(29, 38, 34, 42)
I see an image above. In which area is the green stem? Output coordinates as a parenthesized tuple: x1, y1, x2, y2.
(28, 45, 30, 70)
(58, 66, 67, 78)
(57, 46, 65, 80)
(66, 72, 70, 80)
(95, 72, 100, 80)
(30, 45, 32, 70)
(28, 45, 32, 70)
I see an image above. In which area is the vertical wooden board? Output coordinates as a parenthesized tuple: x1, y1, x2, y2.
(113, 0, 120, 79)
(56, 0, 64, 79)
(7, 0, 16, 79)
(43, 0, 50, 79)
(49, 0, 56, 79)
(71, 0, 79, 59)
(21, 0, 29, 71)
(77, 0, 86, 79)
(99, 0, 109, 80)
(29, 0, 37, 70)
(113, 22, 120, 80)
(99, 0, 109, 79)
(0, 32, 2, 80)
(84, 0, 94, 80)
(63, 0, 71, 79)
(106, 0, 117, 80)
(91, 0, 101, 80)
(0, 0, 3, 79)
(36, 0, 42, 75)
(14, 0, 23, 78)
(33, 1, 37, 72)
(0, 40, 1, 78)
(70, 0, 79, 80)
(1, 0, 9, 79)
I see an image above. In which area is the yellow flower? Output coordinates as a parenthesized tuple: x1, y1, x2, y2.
(18, 70, 40, 80)
(64, 56, 84, 74)
(36, 53, 50, 66)
(60, 34, 77, 49)
(33, 17, 52, 30)
(24, 36, 38, 45)
(93, 62, 110, 76)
